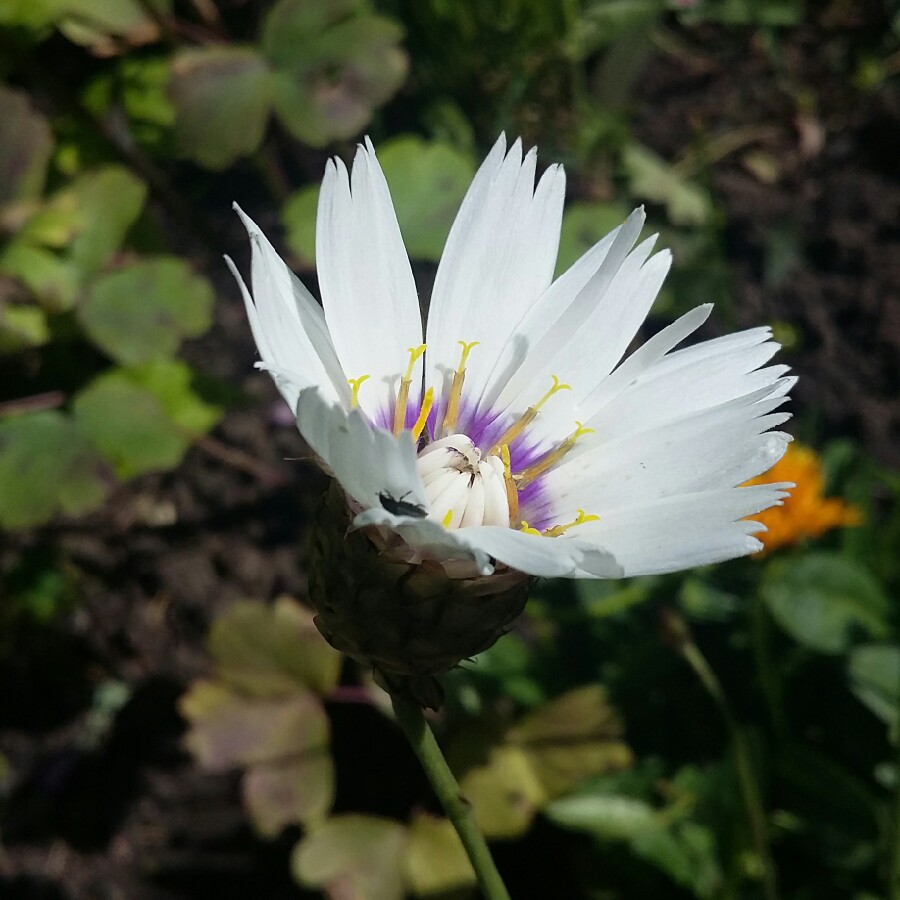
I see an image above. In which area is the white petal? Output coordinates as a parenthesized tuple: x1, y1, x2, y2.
(316, 144, 422, 423)
(352, 508, 620, 578)
(229, 206, 349, 407)
(295, 387, 426, 512)
(425, 137, 566, 422)
(572, 484, 792, 576)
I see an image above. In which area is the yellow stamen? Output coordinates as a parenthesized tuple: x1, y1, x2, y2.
(518, 521, 542, 537)
(543, 509, 600, 537)
(499, 444, 519, 525)
(411, 388, 434, 441)
(488, 375, 572, 455)
(348, 375, 370, 410)
(439, 341, 479, 435)
(392, 344, 427, 435)
(441, 509, 454, 528)
(515, 421, 595, 488)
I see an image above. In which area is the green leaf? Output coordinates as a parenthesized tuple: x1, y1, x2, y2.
(291, 815, 408, 900)
(180, 681, 329, 770)
(848, 644, 900, 737)
(556, 201, 630, 276)
(65, 166, 147, 276)
(622, 144, 712, 226)
(79, 257, 214, 364)
(263, 0, 408, 147)
(72, 362, 220, 479)
(0, 242, 80, 311)
(259, 0, 361, 68)
(0, 411, 109, 529)
(207, 597, 342, 698)
(545, 792, 658, 840)
(56, 0, 170, 55)
(761, 553, 890, 654)
(0, 304, 50, 353)
(124, 358, 222, 435)
(281, 185, 319, 267)
(168, 46, 273, 170)
(0, 85, 54, 205)
(404, 813, 475, 896)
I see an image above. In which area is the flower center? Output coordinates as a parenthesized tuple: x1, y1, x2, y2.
(416, 434, 510, 529)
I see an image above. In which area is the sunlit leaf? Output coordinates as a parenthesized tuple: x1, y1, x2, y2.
(404, 813, 476, 896)
(508, 684, 633, 798)
(0, 411, 109, 529)
(0, 86, 54, 205)
(243, 752, 334, 836)
(847, 644, 900, 737)
(79, 257, 214, 364)
(208, 597, 342, 698)
(546, 792, 658, 839)
(169, 46, 273, 170)
(623, 144, 711, 226)
(72, 363, 220, 479)
(180, 680, 329, 770)
(292, 815, 408, 900)
(282, 185, 319, 267)
(461, 744, 546, 839)
(762, 553, 890, 654)
(0, 303, 50, 353)
(65, 166, 147, 275)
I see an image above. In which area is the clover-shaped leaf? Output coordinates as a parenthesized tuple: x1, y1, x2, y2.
(623, 144, 711, 226)
(207, 597, 342, 698)
(0, 86, 54, 206)
(168, 46, 274, 171)
(72, 361, 221, 479)
(291, 815, 408, 900)
(56, 0, 170, 56)
(78, 257, 214, 365)
(0, 411, 110, 529)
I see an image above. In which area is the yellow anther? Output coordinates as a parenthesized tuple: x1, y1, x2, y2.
(534, 375, 572, 412)
(348, 375, 370, 410)
(543, 509, 601, 537)
(518, 521, 542, 537)
(393, 344, 427, 435)
(488, 375, 572, 456)
(441, 509, 454, 528)
(499, 444, 519, 525)
(438, 340, 479, 436)
(515, 421, 596, 488)
(411, 388, 434, 442)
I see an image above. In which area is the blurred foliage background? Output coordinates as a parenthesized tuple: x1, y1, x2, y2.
(0, 0, 899, 898)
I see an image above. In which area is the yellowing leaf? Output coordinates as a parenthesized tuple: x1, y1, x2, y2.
(243, 754, 334, 836)
(404, 813, 476, 896)
(292, 815, 408, 900)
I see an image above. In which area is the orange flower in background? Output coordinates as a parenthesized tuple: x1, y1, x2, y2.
(745, 442, 862, 555)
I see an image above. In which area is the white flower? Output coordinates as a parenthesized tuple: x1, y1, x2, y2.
(227, 135, 793, 581)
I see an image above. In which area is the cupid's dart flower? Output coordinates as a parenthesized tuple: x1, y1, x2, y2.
(227, 135, 793, 688)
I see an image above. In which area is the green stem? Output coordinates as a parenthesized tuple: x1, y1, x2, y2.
(676, 631, 779, 900)
(889, 695, 900, 899)
(390, 691, 511, 900)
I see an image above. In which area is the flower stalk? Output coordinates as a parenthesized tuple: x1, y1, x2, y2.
(389, 688, 511, 900)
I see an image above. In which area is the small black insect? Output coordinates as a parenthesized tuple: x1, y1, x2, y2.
(379, 490, 428, 518)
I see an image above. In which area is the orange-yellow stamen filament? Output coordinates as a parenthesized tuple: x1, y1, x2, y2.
(518, 521, 542, 536)
(411, 388, 434, 442)
(499, 444, 519, 525)
(393, 344, 426, 435)
(439, 341, 479, 436)
(348, 375, 370, 410)
(441, 509, 454, 528)
(543, 509, 600, 537)
(516, 421, 595, 488)
(488, 375, 572, 455)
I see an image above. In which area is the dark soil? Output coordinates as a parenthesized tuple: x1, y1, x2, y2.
(2, 11, 898, 899)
